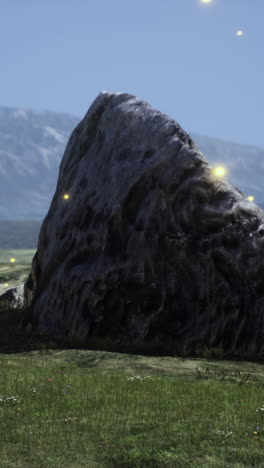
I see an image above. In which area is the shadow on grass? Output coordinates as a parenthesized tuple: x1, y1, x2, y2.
(1, 299, 264, 370)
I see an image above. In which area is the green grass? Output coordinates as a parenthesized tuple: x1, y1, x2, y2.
(0, 258, 264, 467)
(1, 301, 264, 467)
(0, 249, 37, 264)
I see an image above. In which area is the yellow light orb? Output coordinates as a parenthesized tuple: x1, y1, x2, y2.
(63, 194, 70, 199)
(236, 30, 244, 37)
(200, 0, 213, 4)
(212, 166, 226, 178)
(247, 196, 254, 202)
(4, 283, 9, 287)
(10, 258, 16, 263)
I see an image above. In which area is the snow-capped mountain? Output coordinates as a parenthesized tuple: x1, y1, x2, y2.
(0, 105, 264, 222)
(191, 133, 264, 210)
(0, 106, 79, 220)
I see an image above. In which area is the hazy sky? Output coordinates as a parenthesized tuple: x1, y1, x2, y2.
(1, 0, 263, 147)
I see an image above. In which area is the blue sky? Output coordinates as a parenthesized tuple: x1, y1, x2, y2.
(1, 0, 263, 147)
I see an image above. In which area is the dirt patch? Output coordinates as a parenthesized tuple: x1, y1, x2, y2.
(3, 348, 264, 388)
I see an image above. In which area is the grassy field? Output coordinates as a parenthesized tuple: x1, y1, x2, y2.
(0, 249, 36, 294)
(0, 249, 263, 467)
(0, 249, 37, 264)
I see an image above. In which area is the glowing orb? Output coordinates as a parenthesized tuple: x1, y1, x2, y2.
(200, 0, 213, 3)
(212, 166, 226, 177)
(63, 194, 70, 199)
(4, 283, 9, 287)
(247, 196, 254, 202)
(10, 258, 16, 263)
(236, 30, 244, 37)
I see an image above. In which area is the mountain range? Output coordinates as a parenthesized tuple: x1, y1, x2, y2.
(0, 104, 264, 249)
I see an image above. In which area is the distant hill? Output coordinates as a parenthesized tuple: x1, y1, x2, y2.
(0, 220, 41, 250)
(0, 105, 264, 250)
(0, 106, 80, 221)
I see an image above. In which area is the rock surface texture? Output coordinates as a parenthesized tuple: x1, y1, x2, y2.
(14, 91, 264, 357)
(0, 283, 24, 309)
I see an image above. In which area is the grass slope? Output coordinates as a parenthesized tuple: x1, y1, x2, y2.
(0, 250, 263, 467)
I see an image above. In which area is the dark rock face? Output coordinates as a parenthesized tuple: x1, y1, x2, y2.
(14, 91, 264, 357)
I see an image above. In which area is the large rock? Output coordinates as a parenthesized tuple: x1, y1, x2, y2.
(0, 283, 25, 309)
(14, 91, 264, 357)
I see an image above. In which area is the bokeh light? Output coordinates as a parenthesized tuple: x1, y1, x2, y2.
(236, 30, 244, 37)
(63, 194, 70, 199)
(247, 196, 254, 202)
(212, 166, 226, 178)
